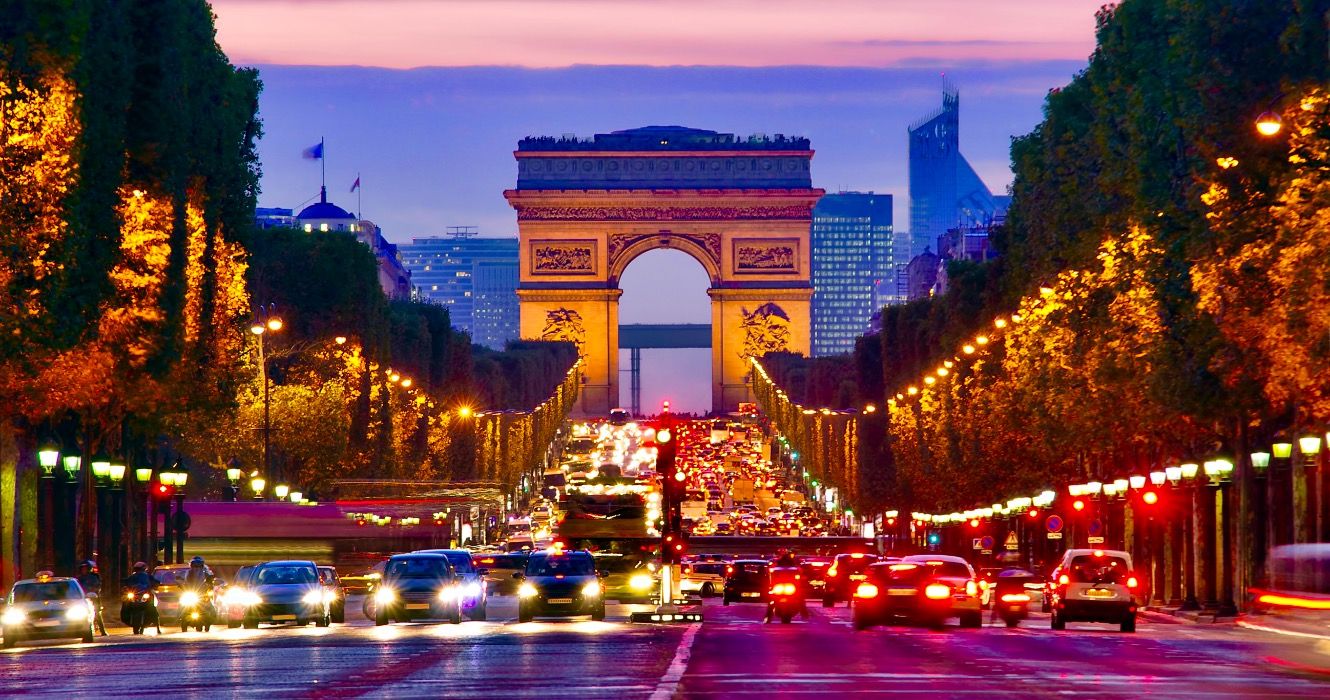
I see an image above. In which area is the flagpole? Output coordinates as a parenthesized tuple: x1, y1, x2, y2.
(321, 136, 326, 195)
(357, 172, 362, 220)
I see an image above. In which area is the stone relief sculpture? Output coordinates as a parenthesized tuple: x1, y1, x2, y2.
(532, 241, 595, 274)
(739, 302, 791, 360)
(734, 239, 797, 272)
(540, 308, 587, 354)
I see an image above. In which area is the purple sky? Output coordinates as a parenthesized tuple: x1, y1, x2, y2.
(210, 0, 1101, 414)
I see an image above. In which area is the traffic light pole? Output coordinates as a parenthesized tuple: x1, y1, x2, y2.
(630, 407, 700, 623)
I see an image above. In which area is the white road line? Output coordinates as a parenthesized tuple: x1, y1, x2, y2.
(649, 623, 700, 700)
(1238, 620, 1330, 641)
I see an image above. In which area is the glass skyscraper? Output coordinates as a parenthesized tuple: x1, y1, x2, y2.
(397, 233, 520, 349)
(810, 192, 894, 357)
(908, 84, 1008, 257)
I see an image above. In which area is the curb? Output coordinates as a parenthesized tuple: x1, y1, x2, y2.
(1138, 606, 1238, 625)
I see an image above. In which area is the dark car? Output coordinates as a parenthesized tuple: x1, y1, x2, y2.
(243, 560, 330, 628)
(414, 549, 489, 620)
(474, 552, 529, 596)
(722, 560, 770, 605)
(373, 554, 462, 625)
(822, 553, 880, 607)
(318, 566, 346, 623)
(517, 549, 605, 622)
(799, 558, 833, 595)
(852, 556, 981, 630)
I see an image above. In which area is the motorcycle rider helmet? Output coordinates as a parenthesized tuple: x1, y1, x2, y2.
(133, 561, 147, 572)
(190, 556, 205, 566)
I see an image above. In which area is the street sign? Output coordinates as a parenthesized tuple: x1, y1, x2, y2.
(1088, 519, 1104, 537)
(1004, 531, 1019, 551)
(1045, 515, 1064, 533)
(1087, 536, 1105, 544)
(1047, 532, 1063, 540)
(980, 535, 995, 550)
(972, 538, 982, 550)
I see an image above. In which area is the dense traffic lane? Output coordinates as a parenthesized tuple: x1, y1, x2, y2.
(0, 597, 686, 699)
(681, 600, 1330, 698)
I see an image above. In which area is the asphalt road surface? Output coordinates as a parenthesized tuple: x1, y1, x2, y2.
(3, 596, 1328, 698)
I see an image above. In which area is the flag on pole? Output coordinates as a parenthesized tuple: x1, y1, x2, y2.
(302, 141, 324, 160)
(350, 177, 360, 193)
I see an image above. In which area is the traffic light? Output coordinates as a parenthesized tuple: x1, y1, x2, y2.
(1141, 490, 1160, 506)
(662, 532, 685, 564)
(153, 482, 175, 500)
(1072, 499, 1086, 512)
(1027, 508, 1040, 519)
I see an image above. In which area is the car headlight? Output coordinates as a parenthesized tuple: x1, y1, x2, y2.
(303, 590, 325, 606)
(241, 591, 262, 606)
(374, 587, 397, 605)
(180, 591, 201, 608)
(66, 605, 89, 621)
(2, 608, 25, 625)
(438, 587, 457, 602)
(629, 574, 653, 591)
(464, 583, 482, 599)
(581, 581, 602, 597)
(518, 583, 539, 598)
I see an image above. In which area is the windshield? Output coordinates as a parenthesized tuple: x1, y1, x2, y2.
(11, 581, 80, 603)
(256, 566, 318, 585)
(835, 555, 878, 573)
(439, 552, 474, 574)
(386, 558, 452, 579)
(1068, 555, 1131, 584)
(689, 563, 726, 575)
(527, 555, 595, 577)
(730, 562, 768, 580)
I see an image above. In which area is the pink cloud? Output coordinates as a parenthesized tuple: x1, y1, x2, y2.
(211, 0, 1102, 68)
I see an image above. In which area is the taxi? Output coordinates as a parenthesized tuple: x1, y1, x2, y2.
(2, 572, 96, 648)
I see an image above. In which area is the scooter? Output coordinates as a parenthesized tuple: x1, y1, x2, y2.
(991, 571, 1038, 628)
(178, 589, 216, 632)
(121, 587, 160, 635)
(766, 566, 808, 624)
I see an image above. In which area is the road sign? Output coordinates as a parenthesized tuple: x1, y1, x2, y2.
(1045, 515, 1064, 533)
(972, 538, 982, 550)
(1047, 532, 1063, 540)
(1087, 536, 1105, 544)
(980, 535, 995, 550)
(1088, 519, 1104, 537)
(1004, 531, 1019, 551)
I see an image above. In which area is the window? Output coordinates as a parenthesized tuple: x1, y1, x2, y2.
(319, 223, 329, 232)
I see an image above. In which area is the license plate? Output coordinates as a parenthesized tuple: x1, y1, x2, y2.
(405, 603, 430, 610)
(547, 598, 573, 605)
(34, 620, 62, 627)
(850, 574, 867, 581)
(1085, 588, 1116, 599)
(272, 614, 297, 621)
(741, 592, 760, 598)
(888, 588, 917, 596)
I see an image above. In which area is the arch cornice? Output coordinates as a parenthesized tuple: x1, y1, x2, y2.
(607, 232, 721, 286)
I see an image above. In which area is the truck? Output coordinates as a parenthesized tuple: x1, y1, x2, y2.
(730, 478, 756, 505)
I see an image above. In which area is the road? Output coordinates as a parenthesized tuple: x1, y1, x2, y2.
(3, 596, 1328, 698)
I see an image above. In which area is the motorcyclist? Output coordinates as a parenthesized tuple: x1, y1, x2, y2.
(183, 556, 215, 591)
(124, 561, 160, 591)
(76, 560, 106, 636)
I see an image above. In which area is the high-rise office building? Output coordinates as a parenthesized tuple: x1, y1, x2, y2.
(810, 192, 894, 357)
(397, 230, 520, 349)
(908, 84, 1008, 258)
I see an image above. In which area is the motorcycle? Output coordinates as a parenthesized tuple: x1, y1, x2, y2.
(178, 589, 216, 632)
(121, 587, 160, 635)
(766, 566, 808, 624)
(992, 569, 1038, 628)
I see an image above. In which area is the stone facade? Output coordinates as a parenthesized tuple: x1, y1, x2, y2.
(506, 127, 822, 415)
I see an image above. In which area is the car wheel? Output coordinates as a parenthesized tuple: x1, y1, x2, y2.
(701, 583, 715, 597)
(1051, 610, 1065, 630)
(780, 612, 792, 624)
(243, 619, 258, 630)
(470, 605, 487, 622)
(722, 596, 730, 606)
(375, 609, 389, 626)
(518, 606, 533, 623)
(1004, 616, 1019, 628)
(822, 596, 834, 608)
(2, 633, 18, 648)
(82, 628, 95, 644)
(227, 620, 239, 629)
(961, 612, 982, 629)
(1121, 615, 1136, 633)
(1040, 598, 1051, 613)
(316, 614, 330, 628)
(852, 610, 873, 631)
(592, 606, 606, 622)
(450, 605, 462, 625)
(180, 622, 189, 633)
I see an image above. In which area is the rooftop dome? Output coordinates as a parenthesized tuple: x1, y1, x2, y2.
(297, 187, 355, 220)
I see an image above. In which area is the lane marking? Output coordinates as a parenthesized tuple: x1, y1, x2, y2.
(1238, 620, 1330, 642)
(649, 623, 699, 700)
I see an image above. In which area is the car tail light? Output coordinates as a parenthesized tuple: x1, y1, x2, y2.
(770, 583, 796, 596)
(965, 580, 978, 597)
(1126, 576, 1138, 589)
(854, 583, 879, 599)
(924, 584, 951, 600)
(1000, 593, 1031, 603)
(978, 580, 989, 591)
(827, 565, 839, 578)
(726, 565, 734, 575)
(1058, 574, 1069, 585)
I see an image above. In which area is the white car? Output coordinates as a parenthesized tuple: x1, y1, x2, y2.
(1047, 548, 1140, 632)
(2, 573, 96, 648)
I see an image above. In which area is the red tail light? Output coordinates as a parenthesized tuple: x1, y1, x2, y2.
(853, 583, 879, 599)
(1126, 576, 1139, 589)
(965, 580, 978, 597)
(1058, 574, 1069, 585)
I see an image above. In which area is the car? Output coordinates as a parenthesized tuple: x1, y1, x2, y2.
(714, 522, 733, 535)
(2, 572, 96, 648)
(373, 554, 462, 625)
(822, 553, 880, 606)
(222, 565, 257, 628)
(1047, 548, 1139, 632)
(318, 566, 347, 623)
(722, 560, 770, 605)
(340, 559, 386, 595)
(473, 552, 529, 595)
(798, 558, 833, 595)
(594, 553, 657, 603)
(680, 560, 727, 597)
(852, 556, 982, 629)
(150, 563, 201, 625)
(241, 560, 331, 628)
(414, 549, 489, 620)
(517, 548, 606, 622)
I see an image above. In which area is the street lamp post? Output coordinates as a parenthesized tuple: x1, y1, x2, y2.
(172, 469, 189, 564)
(1206, 459, 1237, 616)
(1179, 462, 1202, 611)
(107, 464, 126, 594)
(134, 468, 152, 565)
(226, 467, 242, 502)
(37, 445, 59, 569)
(251, 304, 285, 488)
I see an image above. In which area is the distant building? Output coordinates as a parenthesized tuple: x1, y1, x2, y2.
(908, 83, 1008, 257)
(397, 230, 520, 349)
(905, 248, 941, 301)
(255, 207, 297, 230)
(810, 192, 895, 357)
(937, 217, 1002, 264)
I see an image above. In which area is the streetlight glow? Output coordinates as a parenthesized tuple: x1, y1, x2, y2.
(266, 317, 284, 332)
(1255, 110, 1282, 136)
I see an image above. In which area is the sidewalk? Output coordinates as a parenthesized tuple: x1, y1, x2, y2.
(1139, 604, 1239, 625)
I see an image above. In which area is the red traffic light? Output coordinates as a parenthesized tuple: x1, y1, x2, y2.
(1072, 499, 1086, 512)
(886, 517, 896, 526)
(1142, 491, 1159, 505)
(673, 470, 686, 482)
(969, 519, 980, 528)
(154, 483, 174, 499)
(1027, 508, 1039, 519)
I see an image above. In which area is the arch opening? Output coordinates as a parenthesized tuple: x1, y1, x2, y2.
(617, 248, 712, 416)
